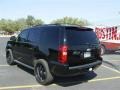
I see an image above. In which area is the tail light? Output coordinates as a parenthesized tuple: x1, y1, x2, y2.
(58, 45, 68, 64)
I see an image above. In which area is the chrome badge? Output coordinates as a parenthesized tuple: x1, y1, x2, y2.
(86, 48, 91, 51)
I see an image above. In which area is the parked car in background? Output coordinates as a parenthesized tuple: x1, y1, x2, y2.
(95, 26, 120, 55)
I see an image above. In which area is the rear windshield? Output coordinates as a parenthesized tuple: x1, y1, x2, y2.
(65, 27, 99, 45)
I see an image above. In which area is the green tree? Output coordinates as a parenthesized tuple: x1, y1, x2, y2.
(26, 15, 44, 26)
(26, 15, 35, 26)
(33, 19, 44, 25)
(0, 16, 44, 34)
(51, 17, 89, 26)
(15, 18, 28, 31)
(0, 19, 14, 34)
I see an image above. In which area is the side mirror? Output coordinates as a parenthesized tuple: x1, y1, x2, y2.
(10, 36, 16, 41)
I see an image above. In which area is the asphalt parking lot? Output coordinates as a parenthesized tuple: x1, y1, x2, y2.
(0, 37, 120, 90)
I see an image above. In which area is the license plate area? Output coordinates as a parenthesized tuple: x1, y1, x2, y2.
(84, 52, 91, 58)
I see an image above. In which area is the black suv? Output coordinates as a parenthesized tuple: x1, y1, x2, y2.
(6, 24, 102, 85)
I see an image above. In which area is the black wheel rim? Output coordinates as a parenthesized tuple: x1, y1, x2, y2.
(36, 64, 46, 82)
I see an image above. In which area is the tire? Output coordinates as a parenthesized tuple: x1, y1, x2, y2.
(101, 45, 106, 55)
(34, 59, 54, 85)
(6, 49, 16, 65)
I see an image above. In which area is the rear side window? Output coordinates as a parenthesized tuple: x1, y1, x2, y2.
(27, 27, 59, 47)
(18, 29, 29, 42)
(28, 28, 41, 43)
(41, 27, 59, 46)
(65, 27, 99, 45)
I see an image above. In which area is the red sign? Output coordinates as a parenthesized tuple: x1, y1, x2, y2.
(95, 27, 120, 40)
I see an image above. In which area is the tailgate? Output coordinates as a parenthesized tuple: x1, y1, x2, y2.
(67, 44, 100, 66)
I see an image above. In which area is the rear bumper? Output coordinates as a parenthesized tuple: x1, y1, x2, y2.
(49, 60, 102, 77)
(69, 61, 102, 70)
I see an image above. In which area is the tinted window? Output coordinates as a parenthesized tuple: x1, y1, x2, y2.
(27, 27, 59, 46)
(28, 28, 41, 43)
(18, 29, 29, 42)
(41, 27, 59, 46)
(66, 27, 99, 45)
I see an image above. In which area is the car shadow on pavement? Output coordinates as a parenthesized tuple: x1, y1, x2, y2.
(103, 60, 120, 71)
(54, 71, 97, 87)
(17, 65, 97, 87)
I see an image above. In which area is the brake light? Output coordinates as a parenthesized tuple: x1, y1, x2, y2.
(58, 45, 68, 64)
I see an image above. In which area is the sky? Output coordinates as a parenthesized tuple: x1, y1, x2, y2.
(0, 0, 120, 25)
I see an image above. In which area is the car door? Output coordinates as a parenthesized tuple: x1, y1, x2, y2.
(13, 29, 30, 64)
(26, 28, 41, 66)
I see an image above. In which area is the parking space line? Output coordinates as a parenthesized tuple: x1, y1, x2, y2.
(102, 65, 120, 74)
(0, 84, 56, 90)
(0, 84, 42, 90)
(0, 63, 120, 89)
(0, 76, 120, 89)
(0, 65, 9, 67)
(88, 76, 120, 82)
